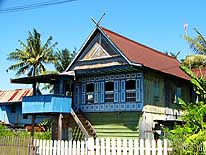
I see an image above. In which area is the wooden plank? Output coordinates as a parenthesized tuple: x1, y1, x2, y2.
(42, 140, 46, 155)
(140, 139, 144, 155)
(111, 138, 116, 155)
(134, 139, 139, 155)
(57, 140, 61, 155)
(64, 140, 68, 155)
(71, 109, 90, 138)
(53, 140, 57, 155)
(72, 141, 76, 155)
(116, 138, 121, 155)
(152, 139, 156, 155)
(49, 140, 53, 155)
(60, 140, 65, 155)
(123, 138, 127, 155)
(145, 139, 150, 155)
(106, 138, 110, 155)
(77, 140, 81, 155)
(163, 139, 168, 155)
(157, 139, 162, 155)
(128, 139, 133, 155)
(68, 140, 72, 155)
(100, 138, 105, 155)
(80, 140, 85, 155)
(95, 138, 100, 155)
(58, 114, 62, 140)
(45, 140, 50, 155)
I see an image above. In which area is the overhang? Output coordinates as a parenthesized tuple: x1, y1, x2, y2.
(10, 74, 74, 84)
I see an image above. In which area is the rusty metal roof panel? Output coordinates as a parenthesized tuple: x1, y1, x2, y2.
(0, 89, 33, 103)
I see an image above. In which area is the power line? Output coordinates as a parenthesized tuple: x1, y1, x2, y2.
(0, 0, 76, 13)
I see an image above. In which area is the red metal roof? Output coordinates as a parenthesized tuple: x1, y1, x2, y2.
(192, 68, 206, 79)
(101, 27, 190, 80)
(0, 89, 33, 103)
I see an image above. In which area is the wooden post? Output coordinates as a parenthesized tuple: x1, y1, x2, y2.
(31, 114, 36, 137)
(58, 114, 62, 140)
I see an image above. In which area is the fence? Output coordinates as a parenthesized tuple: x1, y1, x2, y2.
(0, 136, 32, 155)
(34, 138, 172, 155)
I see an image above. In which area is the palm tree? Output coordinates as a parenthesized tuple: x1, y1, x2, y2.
(183, 28, 206, 68)
(7, 29, 57, 77)
(54, 48, 75, 73)
(42, 48, 75, 92)
(184, 28, 206, 55)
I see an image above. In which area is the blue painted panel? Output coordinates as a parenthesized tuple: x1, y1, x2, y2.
(22, 95, 71, 114)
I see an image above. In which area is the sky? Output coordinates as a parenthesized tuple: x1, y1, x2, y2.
(0, 0, 206, 90)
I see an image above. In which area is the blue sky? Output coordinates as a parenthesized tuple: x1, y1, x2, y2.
(0, 0, 205, 90)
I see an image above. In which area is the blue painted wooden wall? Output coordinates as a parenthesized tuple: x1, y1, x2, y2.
(74, 72, 144, 112)
(0, 103, 44, 126)
(22, 95, 72, 114)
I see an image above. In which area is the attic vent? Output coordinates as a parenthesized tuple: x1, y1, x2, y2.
(83, 42, 110, 60)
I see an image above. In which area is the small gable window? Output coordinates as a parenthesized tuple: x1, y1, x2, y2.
(83, 42, 110, 60)
(86, 83, 94, 104)
(105, 81, 114, 103)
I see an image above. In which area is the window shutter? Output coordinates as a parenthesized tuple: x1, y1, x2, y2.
(120, 80, 125, 102)
(114, 80, 119, 102)
(136, 79, 141, 102)
(75, 86, 79, 105)
(82, 84, 85, 104)
(94, 82, 99, 103)
(100, 81, 104, 103)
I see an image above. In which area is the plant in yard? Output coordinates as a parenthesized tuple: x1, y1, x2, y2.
(165, 66, 206, 155)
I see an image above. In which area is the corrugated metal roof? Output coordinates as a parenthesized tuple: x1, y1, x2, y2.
(101, 27, 190, 80)
(192, 68, 206, 79)
(0, 89, 33, 103)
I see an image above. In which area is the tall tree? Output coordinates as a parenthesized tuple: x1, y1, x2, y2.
(7, 29, 57, 77)
(184, 28, 206, 55)
(54, 48, 75, 73)
(183, 28, 206, 68)
(41, 48, 75, 92)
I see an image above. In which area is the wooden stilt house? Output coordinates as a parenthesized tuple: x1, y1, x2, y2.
(11, 25, 192, 140)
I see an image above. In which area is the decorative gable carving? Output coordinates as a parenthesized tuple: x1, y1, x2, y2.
(82, 42, 111, 60)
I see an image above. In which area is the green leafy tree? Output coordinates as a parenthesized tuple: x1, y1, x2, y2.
(7, 29, 57, 77)
(42, 48, 75, 92)
(54, 48, 75, 73)
(183, 28, 206, 68)
(166, 66, 206, 154)
(184, 28, 206, 55)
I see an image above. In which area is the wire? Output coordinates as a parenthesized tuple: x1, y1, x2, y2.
(0, 0, 76, 13)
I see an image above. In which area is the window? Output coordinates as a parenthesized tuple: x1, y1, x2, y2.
(10, 105, 16, 113)
(126, 80, 136, 102)
(86, 83, 94, 104)
(23, 114, 28, 119)
(153, 81, 160, 102)
(105, 81, 114, 103)
(175, 87, 182, 104)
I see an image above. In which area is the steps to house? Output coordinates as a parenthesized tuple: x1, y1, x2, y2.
(69, 109, 97, 140)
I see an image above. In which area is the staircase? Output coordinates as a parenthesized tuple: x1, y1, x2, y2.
(70, 109, 97, 140)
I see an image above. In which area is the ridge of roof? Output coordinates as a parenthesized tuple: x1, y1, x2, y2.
(101, 27, 177, 61)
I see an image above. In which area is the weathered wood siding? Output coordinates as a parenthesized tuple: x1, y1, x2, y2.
(144, 71, 191, 113)
(84, 112, 141, 138)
